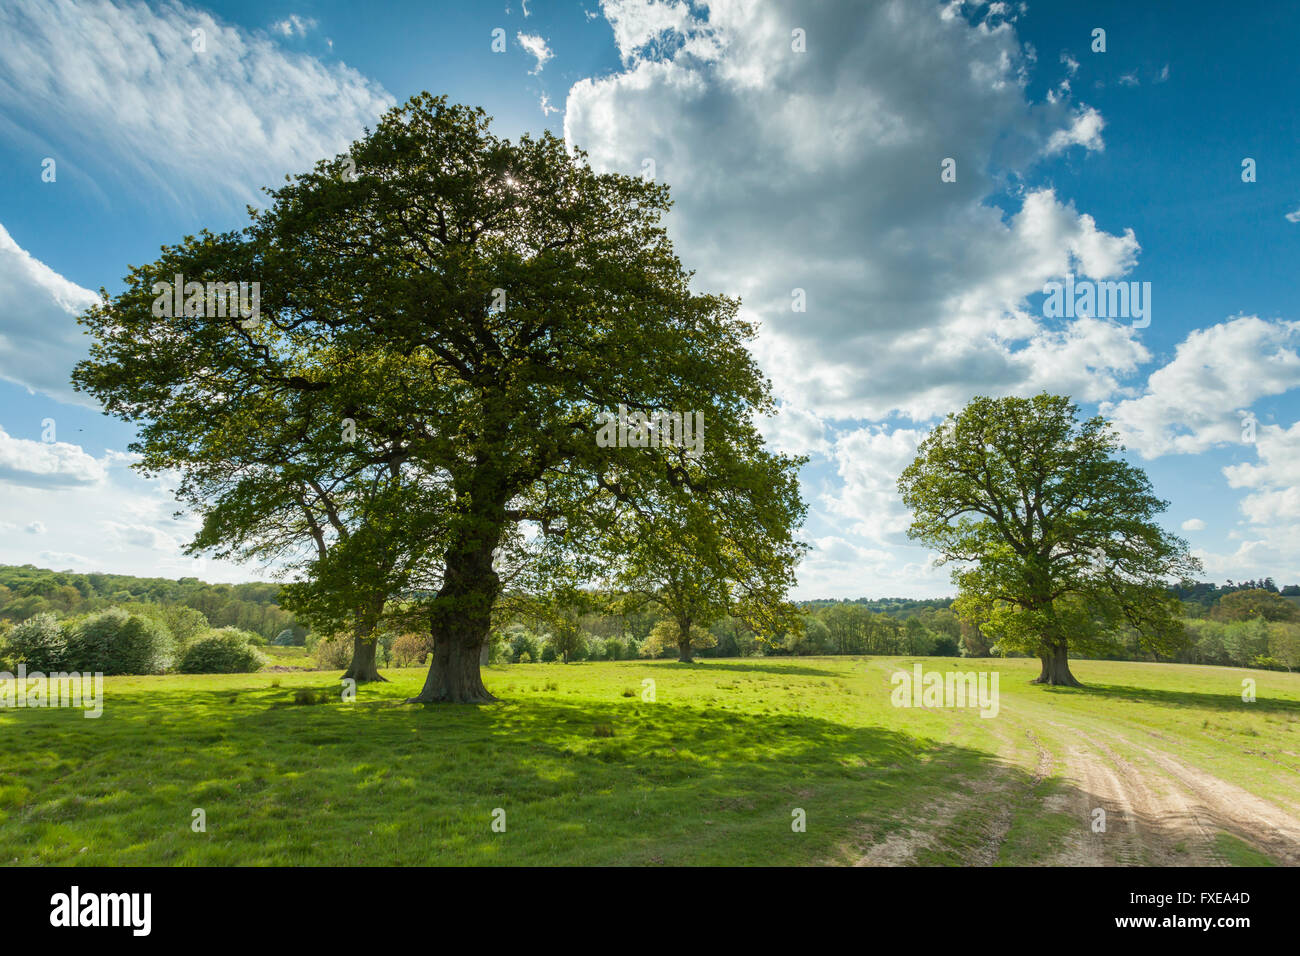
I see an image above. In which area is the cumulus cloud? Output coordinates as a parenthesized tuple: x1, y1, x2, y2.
(1156, 408, 1300, 583)
(599, 0, 697, 65)
(1103, 316, 1300, 457)
(1224, 421, 1300, 524)
(0, 0, 393, 207)
(566, 0, 1132, 425)
(797, 532, 949, 598)
(0, 444, 252, 581)
(559, 0, 1177, 595)
(757, 401, 831, 457)
(1045, 105, 1105, 153)
(37, 550, 93, 570)
(0, 425, 107, 489)
(821, 427, 927, 545)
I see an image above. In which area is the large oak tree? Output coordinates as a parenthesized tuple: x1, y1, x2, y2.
(74, 94, 804, 701)
(898, 394, 1199, 686)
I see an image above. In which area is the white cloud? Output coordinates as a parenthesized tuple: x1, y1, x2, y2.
(1224, 421, 1300, 524)
(0, 447, 258, 583)
(0, 0, 396, 403)
(37, 550, 93, 570)
(1103, 316, 1300, 457)
(0, 0, 393, 207)
(0, 425, 107, 489)
(1286, 206, 1300, 224)
(517, 32, 553, 73)
(561, 0, 1168, 596)
(1045, 105, 1105, 153)
(822, 427, 927, 545)
(0, 223, 99, 404)
(567, 0, 1130, 425)
(101, 520, 182, 552)
(598, 0, 696, 65)
(757, 401, 830, 457)
(273, 14, 317, 37)
(25, 521, 46, 534)
(795, 533, 949, 599)
(1181, 518, 1206, 532)
(1163, 417, 1300, 585)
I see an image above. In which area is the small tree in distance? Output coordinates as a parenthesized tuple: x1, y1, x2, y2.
(642, 619, 716, 660)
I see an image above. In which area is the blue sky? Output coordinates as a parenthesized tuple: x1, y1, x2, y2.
(1, 0, 1298, 597)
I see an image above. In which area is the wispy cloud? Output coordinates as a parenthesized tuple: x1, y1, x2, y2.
(0, 0, 393, 208)
(0, 223, 99, 404)
(273, 14, 317, 37)
(517, 32, 553, 73)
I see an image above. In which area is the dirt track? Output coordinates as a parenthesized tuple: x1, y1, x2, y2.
(854, 685, 1300, 867)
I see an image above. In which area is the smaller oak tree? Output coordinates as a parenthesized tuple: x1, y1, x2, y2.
(898, 394, 1199, 686)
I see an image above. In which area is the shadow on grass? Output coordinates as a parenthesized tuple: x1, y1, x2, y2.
(662, 660, 844, 678)
(5, 671, 1292, 866)
(1033, 681, 1300, 716)
(0, 679, 1023, 865)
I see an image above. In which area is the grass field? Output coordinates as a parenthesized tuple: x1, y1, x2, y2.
(2, 656, 1297, 866)
(260, 645, 316, 669)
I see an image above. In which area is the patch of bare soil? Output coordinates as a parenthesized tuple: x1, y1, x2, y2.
(1045, 721, 1300, 866)
(853, 720, 1031, 866)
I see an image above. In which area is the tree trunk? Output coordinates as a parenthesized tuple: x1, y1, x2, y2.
(343, 630, 387, 683)
(411, 628, 495, 703)
(1030, 642, 1082, 687)
(677, 639, 693, 663)
(407, 509, 502, 704)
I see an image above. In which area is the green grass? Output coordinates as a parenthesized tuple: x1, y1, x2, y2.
(1, 657, 1296, 865)
(1213, 833, 1276, 867)
(260, 645, 316, 669)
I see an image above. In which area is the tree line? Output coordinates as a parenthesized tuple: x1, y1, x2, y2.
(0, 564, 302, 640)
(5, 560, 1296, 675)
